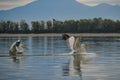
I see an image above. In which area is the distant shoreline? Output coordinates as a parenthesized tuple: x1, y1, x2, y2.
(0, 33, 120, 37)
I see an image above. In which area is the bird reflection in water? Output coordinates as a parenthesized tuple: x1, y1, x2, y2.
(62, 44, 96, 79)
(63, 52, 87, 79)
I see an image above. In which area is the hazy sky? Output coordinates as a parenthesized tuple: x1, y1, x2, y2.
(0, 0, 119, 10)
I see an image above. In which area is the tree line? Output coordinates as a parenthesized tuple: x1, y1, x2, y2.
(0, 18, 120, 33)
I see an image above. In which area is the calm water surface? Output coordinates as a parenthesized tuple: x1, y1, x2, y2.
(0, 36, 120, 80)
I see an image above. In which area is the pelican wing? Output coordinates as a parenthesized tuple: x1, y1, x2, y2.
(73, 37, 81, 51)
(9, 42, 16, 51)
(68, 36, 75, 50)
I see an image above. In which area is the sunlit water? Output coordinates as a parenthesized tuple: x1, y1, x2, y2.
(0, 36, 120, 80)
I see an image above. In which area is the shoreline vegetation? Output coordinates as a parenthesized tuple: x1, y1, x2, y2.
(0, 33, 120, 37)
(0, 18, 120, 34)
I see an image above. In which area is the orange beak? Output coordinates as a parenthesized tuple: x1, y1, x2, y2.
(84, 45, 90, 48)
(21, 45, 28, 49)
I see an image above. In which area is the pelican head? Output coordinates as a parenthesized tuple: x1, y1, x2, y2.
(16, 44, 28, 54)
(79, 44, 90, 53)
(20, 44, 27, 49)
(81, 44, 90, 48)
(16, 40, 28, 54)
(16, 40, 21, 46)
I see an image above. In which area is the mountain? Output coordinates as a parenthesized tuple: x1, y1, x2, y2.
(0, 0, 119, 21)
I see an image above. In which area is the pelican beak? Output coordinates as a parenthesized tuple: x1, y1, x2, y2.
(84, 45, 90, 48)
(21, 45, 28, 49)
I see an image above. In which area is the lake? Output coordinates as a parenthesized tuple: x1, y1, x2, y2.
(0, 36, 120, 80)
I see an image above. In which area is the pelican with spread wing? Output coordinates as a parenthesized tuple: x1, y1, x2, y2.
(62, 34, 90, 54)
(9, 40, 27, 56)
(62, 34, 81, 54)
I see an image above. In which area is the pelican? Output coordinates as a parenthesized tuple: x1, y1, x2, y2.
(62, 34, 96, 56)
(62, 34, 81, 54)
(9, 40, 27, 56)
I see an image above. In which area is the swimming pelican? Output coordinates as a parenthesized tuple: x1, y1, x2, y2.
(9, 40, 27, 56)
